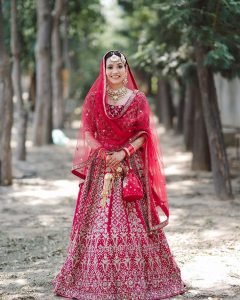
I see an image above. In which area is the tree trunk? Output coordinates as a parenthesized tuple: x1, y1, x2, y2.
(191, 77, 211, 171)
(52, 0, 64, 129)
(175, 78, 185, 134)
(158, 78, 174, 130)
(155, 78, 163, 122)
(195, 44, 233, 199)
(62, 2, 71, 100)
(146, 74, 152, 96)
(28, 71, 36, 111)
(11, 0, 28, 161)
(183, 81, 195, 151)
(33, 0, 52, 145)
(0, 0, 13, 185)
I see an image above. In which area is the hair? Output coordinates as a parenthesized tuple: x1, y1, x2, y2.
(104, 50, 127, 67)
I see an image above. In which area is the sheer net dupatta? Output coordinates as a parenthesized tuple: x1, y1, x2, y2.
(71, 50, 169, 229)
(71, 51, 137, 181)
(128, 94, 169, 230)
(71, 93, 102, 180)
(71, 61, 104, 180)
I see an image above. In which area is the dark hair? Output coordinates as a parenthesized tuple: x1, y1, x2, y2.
(104, 50, 126, 66)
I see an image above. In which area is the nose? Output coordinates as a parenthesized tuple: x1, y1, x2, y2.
(112, 69, 119, 75)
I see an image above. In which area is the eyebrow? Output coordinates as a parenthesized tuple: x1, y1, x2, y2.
(106, 62, 123, 66)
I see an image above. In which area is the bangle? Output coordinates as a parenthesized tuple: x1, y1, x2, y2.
(98, 147, 107, 160)
(122, 148, 129, 158)
(126, 143, 135, 156)
(129, 143, 136, 153)
(123, 143, 135, 157)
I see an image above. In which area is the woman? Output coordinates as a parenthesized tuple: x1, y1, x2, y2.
(52, 50, 186, 299)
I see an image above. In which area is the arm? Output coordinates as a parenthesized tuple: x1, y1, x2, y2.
(106, 135, 146, 168)
(130, 135, 146, 151)
(85, 131, 102, 149)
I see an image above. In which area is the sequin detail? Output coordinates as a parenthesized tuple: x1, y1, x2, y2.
(106, 103, 124, 118)
(52, 152, 186, 299)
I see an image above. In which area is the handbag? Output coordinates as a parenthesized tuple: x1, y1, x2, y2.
(122, 158, 144, 202)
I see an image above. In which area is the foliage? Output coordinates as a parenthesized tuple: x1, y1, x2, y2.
(2, 0, 106, 100)
(119, 0, 240, 79)
(65, 1, 106, 98)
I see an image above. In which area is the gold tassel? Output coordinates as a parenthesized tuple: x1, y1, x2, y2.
(100, 172, 114, 208)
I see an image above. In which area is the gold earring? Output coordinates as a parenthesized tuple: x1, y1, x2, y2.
(123, 77, 128, 86)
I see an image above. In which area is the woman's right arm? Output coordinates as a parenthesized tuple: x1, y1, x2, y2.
(85, 131, 102, 149)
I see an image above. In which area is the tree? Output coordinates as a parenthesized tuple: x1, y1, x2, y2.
(120, 0, 240, 199)
(52, 0, 65, 129)
(11, 0, 28, 160)
(0, 0, 13, 185)
(191, 72, 211, 171)
(195, 44, 231, 196)
(32, 0, 52, 145)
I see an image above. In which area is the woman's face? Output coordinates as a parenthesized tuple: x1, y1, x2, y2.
(105, 57, 127, 89)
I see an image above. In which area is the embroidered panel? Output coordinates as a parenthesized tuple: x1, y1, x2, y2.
(52, 154, 185, 299)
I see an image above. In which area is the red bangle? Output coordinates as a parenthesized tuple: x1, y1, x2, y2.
(98, 147, 107, 160)
(122, 148, 129, 158)
(126, 143, 135, 155)
(123, 143, 135, 157)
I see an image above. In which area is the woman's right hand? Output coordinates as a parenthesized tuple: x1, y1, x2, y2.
(106, 150, 126, 169)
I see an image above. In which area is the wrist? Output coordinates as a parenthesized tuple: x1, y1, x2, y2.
(123, 143, 135, 157)
(120, 149, 127, 159)
(98, 147, 107, 159)
(122, 148, 128, 158)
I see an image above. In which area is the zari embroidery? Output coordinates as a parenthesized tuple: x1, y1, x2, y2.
(52, 152, 185, 299)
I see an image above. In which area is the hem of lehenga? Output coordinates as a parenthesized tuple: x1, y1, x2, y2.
(52, 283, 186, 300)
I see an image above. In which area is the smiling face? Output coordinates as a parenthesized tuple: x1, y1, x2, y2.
(105, 57, 127, 89)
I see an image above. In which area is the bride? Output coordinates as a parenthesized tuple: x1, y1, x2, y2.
(52, 50, 186, 300)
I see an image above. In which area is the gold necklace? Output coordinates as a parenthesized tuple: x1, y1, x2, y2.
(106, 86, 128, 102)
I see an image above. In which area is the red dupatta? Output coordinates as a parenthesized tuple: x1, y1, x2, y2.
(72, 51, 169, 230)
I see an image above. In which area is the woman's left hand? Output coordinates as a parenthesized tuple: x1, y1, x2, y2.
(106, 150, 126, 169)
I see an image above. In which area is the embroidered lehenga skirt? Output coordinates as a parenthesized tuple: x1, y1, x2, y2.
(52, 147, 185, 300)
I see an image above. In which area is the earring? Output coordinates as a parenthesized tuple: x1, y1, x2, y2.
(123, 77, 128, 86)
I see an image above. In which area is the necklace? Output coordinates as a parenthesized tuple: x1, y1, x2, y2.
(106, 86, 128, 102)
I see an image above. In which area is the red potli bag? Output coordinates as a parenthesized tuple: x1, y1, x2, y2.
(122, 158, 143, 202)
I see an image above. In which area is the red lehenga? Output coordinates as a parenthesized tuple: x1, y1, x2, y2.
(52, 51, 186, 300)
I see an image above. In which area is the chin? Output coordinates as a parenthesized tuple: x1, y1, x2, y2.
(108, 80, 123, 86)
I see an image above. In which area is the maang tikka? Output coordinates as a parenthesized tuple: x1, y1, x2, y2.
(109, 52, 126, 65)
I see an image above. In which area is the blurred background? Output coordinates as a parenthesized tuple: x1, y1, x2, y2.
(0, 1, 240, 299)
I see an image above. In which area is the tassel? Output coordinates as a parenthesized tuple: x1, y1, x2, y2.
(100, 172, 114, 208)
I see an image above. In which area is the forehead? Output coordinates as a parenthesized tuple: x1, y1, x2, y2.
(106, 57, 124, 66)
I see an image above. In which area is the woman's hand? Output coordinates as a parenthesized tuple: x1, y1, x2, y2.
(106, 150, 126, 169)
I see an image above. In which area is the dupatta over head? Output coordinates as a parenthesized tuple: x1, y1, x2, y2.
(72, 50, 169, 230)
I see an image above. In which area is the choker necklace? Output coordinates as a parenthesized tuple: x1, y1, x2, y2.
(106, 86, 128, 102)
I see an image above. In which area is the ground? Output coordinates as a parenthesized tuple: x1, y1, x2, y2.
(0, 124, 240, 300)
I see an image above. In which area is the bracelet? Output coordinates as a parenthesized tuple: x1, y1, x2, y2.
(129, 143, 136, 154)
(122, 148, 129, 158)
(123, 143, 136, 157)
(127, 143, 135, 156)
(98, 147, 107, 160)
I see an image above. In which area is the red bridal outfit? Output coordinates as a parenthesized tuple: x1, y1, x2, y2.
(52, 52, 186, 299)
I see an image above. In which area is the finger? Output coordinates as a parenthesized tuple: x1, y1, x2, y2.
(112, 161, 119, 169)
(110, 161, 118, 168)
(109, 161, 115, 167)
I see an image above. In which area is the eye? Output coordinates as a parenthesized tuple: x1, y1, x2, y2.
(107, 66, 113, 70)
(118, 65, 123, 69)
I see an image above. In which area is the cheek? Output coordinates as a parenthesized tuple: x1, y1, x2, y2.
(122, 68, 127, 76)
(105, 71, 111, 79)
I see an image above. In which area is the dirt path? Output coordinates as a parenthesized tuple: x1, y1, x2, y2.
(0, 125, 240, 300)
